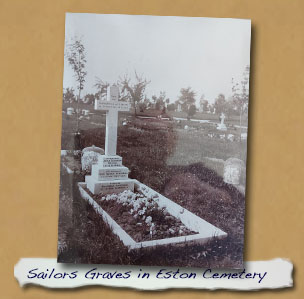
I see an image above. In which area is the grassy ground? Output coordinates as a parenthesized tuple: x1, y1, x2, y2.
(58, 115, 246, 268)
(167, 129, 246, 165)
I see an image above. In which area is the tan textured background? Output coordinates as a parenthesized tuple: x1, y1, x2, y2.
(1, 0, 303, 298)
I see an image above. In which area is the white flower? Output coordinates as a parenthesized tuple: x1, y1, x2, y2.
(145, 216, 152, 225)
(138, 207, 146, 216)
(169, 228, 175, 234)
(150, 223, 155, 236)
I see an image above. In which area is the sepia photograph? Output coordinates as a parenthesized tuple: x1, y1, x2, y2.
(58, 13, 251, 269)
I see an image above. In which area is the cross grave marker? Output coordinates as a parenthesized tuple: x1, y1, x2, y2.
(94, 84, 130, 155)
(85, 84, 134, 195)
(217, 112, 227, 131)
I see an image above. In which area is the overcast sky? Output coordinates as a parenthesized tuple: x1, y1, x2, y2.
(63, 13, 251, 104)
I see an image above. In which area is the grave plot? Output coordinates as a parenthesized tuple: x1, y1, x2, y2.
(78, 84, 227, 250)
(78, 180, 227, 250)
(79, 186, 196, 242)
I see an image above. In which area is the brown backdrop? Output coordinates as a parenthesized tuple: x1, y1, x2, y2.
(1, 0, 303, 298)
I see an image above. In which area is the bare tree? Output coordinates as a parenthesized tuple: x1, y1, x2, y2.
(94, 77, 109, 100)
(232, 65, 250, 129)
(65, 38, 87, 132)
(63, 87, 76, 103)
(119, 72, 150, 115)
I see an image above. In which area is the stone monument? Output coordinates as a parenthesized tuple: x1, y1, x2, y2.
(82, 109, 90, 116)
(81, 145, 105, 173)
(217, 112, 227, 131)
(67, 107, 74, 115)
(85, 84, 134, 195)
(223, 158, 245, 185)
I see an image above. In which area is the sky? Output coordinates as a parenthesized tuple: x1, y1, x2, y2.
(63, 13, 251, 104)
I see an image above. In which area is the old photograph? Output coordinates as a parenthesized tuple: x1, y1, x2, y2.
(58, 13, 251, 268)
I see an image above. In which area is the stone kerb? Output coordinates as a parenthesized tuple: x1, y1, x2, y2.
(78, 181, 227, 250)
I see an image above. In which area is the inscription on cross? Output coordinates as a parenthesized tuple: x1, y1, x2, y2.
(94, 84, 130, 155)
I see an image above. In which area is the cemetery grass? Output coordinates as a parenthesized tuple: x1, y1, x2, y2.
(167, 111, 248, 127)
(58, 119, 246, 268)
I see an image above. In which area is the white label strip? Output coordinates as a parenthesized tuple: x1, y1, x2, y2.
(14, 258, 292, 290)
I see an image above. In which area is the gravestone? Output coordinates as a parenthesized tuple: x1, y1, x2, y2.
(85, 84, 134, 194)
(227, 134, 235, 142)
(241, 133, 247, 141)
(61, 150, 68, 156)
(83, 109, 90, 116)
(217, 113, 227, 131)
(223, 158, 245, 185)
(177, 103, 182, 112)
(81, 146, 105, 173)
(67, 107, 74, 115)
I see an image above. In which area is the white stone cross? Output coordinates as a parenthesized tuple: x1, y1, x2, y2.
(94, 84, 130, 156)
(220, 112, 226, 125)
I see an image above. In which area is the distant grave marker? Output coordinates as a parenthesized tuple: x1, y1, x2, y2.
(217, 113, 227, 131)
(223, 158, 245, 185)
(67, 107, 74, 115)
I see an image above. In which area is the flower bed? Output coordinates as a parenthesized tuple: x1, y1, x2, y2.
(83, 188, 196, 242)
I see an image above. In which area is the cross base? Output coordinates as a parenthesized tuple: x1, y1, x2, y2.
(85, 176, 135, 195)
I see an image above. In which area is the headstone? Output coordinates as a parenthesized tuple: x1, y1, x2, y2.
(85, 84, 134, 195)
(83, 109, 90, 116)
(217, 112, 227, 131)
(61, 150, 68, 156)
(241, 133, 247, 140)
(184, 125, 189, 130)
(81, 146, 105, 173)
(223, 158, 245, 185)
(227, 134, 235, 141)
(67, 107, 74, 115)
(177, 103, 182, 112)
